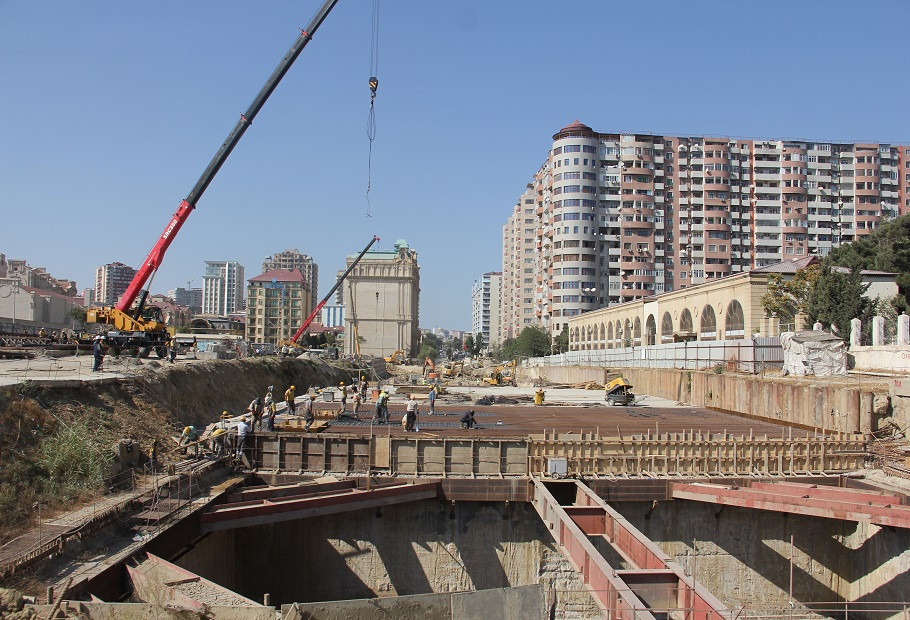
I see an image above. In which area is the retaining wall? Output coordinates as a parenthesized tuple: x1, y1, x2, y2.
(520, 366, 889, 433)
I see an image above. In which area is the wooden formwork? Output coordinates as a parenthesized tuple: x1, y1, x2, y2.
(252, 431, 865, 477)
(528, 430, 866, 477)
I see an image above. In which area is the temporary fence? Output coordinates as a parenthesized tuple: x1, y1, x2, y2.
(528, 337, 783, 373)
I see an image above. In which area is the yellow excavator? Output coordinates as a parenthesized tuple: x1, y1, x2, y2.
(604, 377, 635, 406)
(483, 359, 517, 386)
(384, 349, 405, 364)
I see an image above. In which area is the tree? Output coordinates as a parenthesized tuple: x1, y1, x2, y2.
(66, 306, 87, 330)
(807, 265, 873, 338)
(554, 327, 569, 354)
(474, 332, 484, 355)
(418, 343, 438, 361)
(761, 264, 819, 328)
(463, 334, 474, 355)
(826, 213, 910, 308)
(499, 326, 551, 359)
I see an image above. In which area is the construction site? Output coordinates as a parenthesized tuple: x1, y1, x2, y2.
(1, 1, 909, 618)
(0, 348, 907, 620)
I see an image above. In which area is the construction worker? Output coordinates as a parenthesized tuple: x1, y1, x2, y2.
(405, 394, 419, 432)
(285, 385, 297, 415)
(263, 385, 276, 431)
(213, 411, 231, 458)
(179, 426, 200, 458)
(247, 397, 264, 432)
(303, 394, 314, 431)
(375, 389, 389, 424)
(460, 410, 477, 430)
(360, 377, 369, 400)
(92, 335, 105, 372)
(427, 385, 437, 415)
(339, 382, 347, 415)
(352, 390, 362, 417)
(168, 336, 178, 363)
(236, 417, 250, 458)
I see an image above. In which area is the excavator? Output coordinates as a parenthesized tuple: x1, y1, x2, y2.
(482, 360, 517, 386)
(604, 377, 635, 406)
(86, 0, 342, 355)
(383, 350, 405, 364)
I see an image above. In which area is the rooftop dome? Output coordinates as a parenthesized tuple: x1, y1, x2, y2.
(553, 119, 594, 140)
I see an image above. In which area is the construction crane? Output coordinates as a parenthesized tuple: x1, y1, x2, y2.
(287, 235, 379, 349)
(85, 0, 342, 356)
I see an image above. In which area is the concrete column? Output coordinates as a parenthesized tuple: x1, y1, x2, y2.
(898, 313, 909, 346)
(860, 392, 875, 435)
(850, 318, 862, 348)
(769, 313, 781, 337)
(844, 389, 861, 434)
(813, 322, 823, 331)
(872, 316, 884, 346)
(795, 312, 808, 332)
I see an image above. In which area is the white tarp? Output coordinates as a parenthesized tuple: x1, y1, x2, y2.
(780, 331, 847, 377)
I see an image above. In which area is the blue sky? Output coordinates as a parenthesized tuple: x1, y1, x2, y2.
(2, 1, 908, 331)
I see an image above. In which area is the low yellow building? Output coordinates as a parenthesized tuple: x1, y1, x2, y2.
(565, 259, 819, 351)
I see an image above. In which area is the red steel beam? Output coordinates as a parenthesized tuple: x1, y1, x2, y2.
(670, 483, 910, 529)
(200, 482, 439, 532)
(747, 481, 905, 507)
(532, 479, 732, 619)
(225, 479, 357, 503)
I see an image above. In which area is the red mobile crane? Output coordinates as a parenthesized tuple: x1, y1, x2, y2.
(284, 235, 379, 351)
(86, 0, 341, 356)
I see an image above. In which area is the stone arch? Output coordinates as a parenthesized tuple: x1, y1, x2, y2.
(614, 320, 622, 348)
(661, 312, 673, 343)
(607, 322, 614, 349)
(700, 304, 717, 341)
(725, 300, 745, 340)
(679, 309, 693, 335)
(645, 315, 656, 346)
(633, 317, 642, 347)
(570, 327, 579, 350)
(623, 319, 633, 348)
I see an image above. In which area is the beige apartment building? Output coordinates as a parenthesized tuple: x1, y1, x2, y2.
(501, 121, 909, 343)
(262, 249, 318, 311)
(341, 240, 419, 358)
(245, 268, 312, 346)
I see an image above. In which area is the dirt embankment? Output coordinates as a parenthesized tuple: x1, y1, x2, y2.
(0, 357, 383, 543)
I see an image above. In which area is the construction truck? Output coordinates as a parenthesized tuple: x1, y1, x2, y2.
(604, 377, 635, 406)
(482, 360, 517, 386)
(439, 360, 464, 380)
(85, 0, 341, 355)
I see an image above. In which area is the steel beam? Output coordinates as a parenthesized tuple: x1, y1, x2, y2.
(200, 482, 439, 532)
(670, 482, 910, 529)
(531, 478, 732, 619)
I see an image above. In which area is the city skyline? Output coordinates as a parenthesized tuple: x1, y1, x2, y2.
(3, 1, 909, 331)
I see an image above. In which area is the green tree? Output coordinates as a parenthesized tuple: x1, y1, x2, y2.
(826, 213, 910, 307)
(463, 334, 474, 355)
(807, 265, 873, 338)
(761, 264, 819, 327)
(499, 326, 551, 359)
(474, 332, 484, 354)
(66, 306, 87, 330)
(554, 327, 569, 353)
(418, 343, 438, 361)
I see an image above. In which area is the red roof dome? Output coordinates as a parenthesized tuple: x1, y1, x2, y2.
(553, 119, 594, 140)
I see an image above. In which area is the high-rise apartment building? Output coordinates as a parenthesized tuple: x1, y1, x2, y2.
(167, 287, 203, 314)
(262, 249, 318, 310)
(471, 272, 502, 349)
(94, 262, 137, 306)
(341, 240, 419, 358)
(246, 269, 311, 346)
(501, 121, 909, 342)
(202, 261, 245, 316)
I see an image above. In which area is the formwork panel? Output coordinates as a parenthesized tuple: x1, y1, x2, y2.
(475, 441, 504, 476)
(393, 441, 418, 475)
(302, 437, 326, 472)
(446, 441, 474, 475)
(504, 442, 529, 475)
(419, 441, 445, 475)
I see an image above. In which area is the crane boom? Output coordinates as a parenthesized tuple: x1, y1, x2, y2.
(116, 0, 340, 312)
(291, 236, 379, 344)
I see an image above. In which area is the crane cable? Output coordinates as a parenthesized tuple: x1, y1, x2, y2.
(365, 0, 380, 217)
